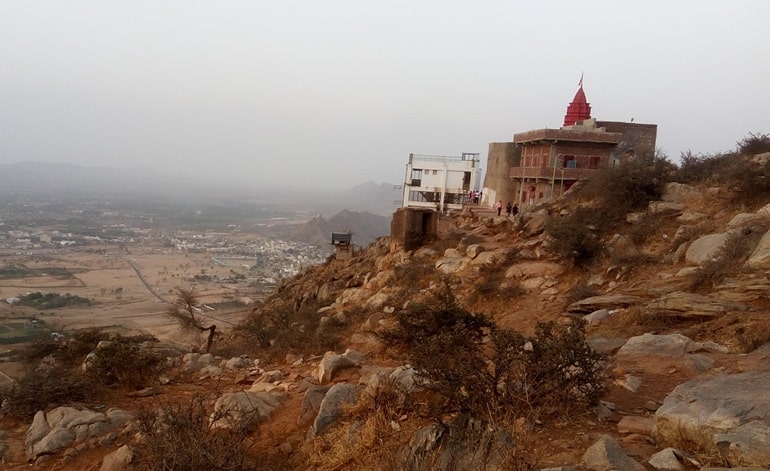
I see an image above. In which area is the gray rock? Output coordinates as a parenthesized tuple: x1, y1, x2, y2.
(210, 390, 283, 430)
(648, 447, 684, 470)
(581, 434, 645, 471)
(311, 383, 359, 437)
(567, 294, 646, 314)
(466, 244, 485, 259)
(655, 371, 770, 467)
(584, 308, 611, 327)
(746, 229, 770, 269)
(714, 419, 770, 467)
(661, 182, 702, 203)
(649, 201, 685, 215)
(617, 333, 721, 376)
(100, 444, 134, 471)
(617, 416, 654, 435)
(25, 406, 133, 460)
(317, 349, 364, 384)
(647, 291, 748, 317)
(586, 337, 627, 354)
(685, 233, 729, 266)
(298, 385, 330, 426)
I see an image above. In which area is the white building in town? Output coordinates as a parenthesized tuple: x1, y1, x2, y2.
(401, 153, 481, 213)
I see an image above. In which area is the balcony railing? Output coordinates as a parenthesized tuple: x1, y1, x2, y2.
(509, 166, 600, 180)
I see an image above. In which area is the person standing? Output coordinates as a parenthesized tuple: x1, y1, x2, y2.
(506, 201, 512, 217)
(512, 203, 519, 218)
(495, 200, 503, 216)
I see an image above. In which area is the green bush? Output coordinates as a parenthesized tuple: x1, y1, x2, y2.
(86, 335, 165, 388)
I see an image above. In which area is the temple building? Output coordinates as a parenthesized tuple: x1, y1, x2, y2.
(481, 83, 657, 207)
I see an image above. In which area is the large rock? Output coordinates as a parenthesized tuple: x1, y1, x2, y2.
(649, 201, 685, 215)
(581, 434, 645, 471)
(25, 407, 133, 460)
(746, 229, 770, 269)
(298, 386, 331, 426)
(567, 294, 646, 314)
(100, 444, 134, 471)
(646, 291, 747, 317)
(661, 182, 702, 203)
(685, 233, 729, 266)
(310, 383, 359, 437)
(655, 371, 770, 467)
(317, 349, 365, 384)
(210, 390, 284, 430)
(616, 333, 724, 376)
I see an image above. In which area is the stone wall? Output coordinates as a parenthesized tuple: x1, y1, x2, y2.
(390, 207, 438, 252)
(482, 142, 519, 207)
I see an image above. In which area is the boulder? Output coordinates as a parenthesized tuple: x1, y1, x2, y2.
(685, 233, 729, 266)
(661, 182, 702, 203)
(616, 333, 724, 376)
(298, 385, 330, 426)
(523, 213, 547, 236)
(465, 244, 485, 259)
(100, 444, 134, 471)
(25, 407, 133, 460)
(647, 447, 685, 470)
(581, 434, 645, 471)
(746, 229, 770, 269)
(210, 390, 283, 430)
(617, 416, 654, 435)
(649, 201, 685, 215)
(584, 308, 611, 327)
(655, 371, 770, 467)
(317, 349, 365, 384)
(310, 383, 359, 437)
(728, 212, 770, 229)
(675, 210, 707, 225)
(567, 294, 646, 314)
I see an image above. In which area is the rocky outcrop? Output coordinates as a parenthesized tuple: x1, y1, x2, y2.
(210, 390, 285, 430)
(581, 435, 645, 471)
(616, 333, 726, 376)
(746, 229, 770, 269)
(309, 383, 359, 438)
(567, 294, 646, 314)
(25, 407, 133, 461)
(316, 349, 365, 384)
(655, 371, 770, 467)
(685, 233, 729, 266)
(646, 291, 748, 317)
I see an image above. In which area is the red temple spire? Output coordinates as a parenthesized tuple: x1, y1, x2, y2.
(563, 77, 592, 127)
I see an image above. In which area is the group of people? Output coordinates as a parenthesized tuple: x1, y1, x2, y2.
(494, 200, 519, 218)
(468, 190, 482, 204)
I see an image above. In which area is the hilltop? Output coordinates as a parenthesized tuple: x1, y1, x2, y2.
(3, 139, 770, 470)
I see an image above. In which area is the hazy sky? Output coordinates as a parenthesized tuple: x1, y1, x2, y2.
(1, 1, 768, 190)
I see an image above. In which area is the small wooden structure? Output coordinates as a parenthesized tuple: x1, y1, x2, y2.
(331, 232, 353, 260)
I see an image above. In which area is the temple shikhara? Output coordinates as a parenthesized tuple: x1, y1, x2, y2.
(482, 80, 657, 207)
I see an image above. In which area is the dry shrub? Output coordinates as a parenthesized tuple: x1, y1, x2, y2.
(381, 289, 606, 422)
(85, 335, 165, 388)
(304, 379, 418, 471)
(625, 306, 677, 330)
(564, 282, 599, 306)
(734, 319, 770, 353)
(20, 327, 108, 366)
(546, 159, 672, 266)
(237, 298, 344, 361)
(133, 394, 267, 471)
(737, 132, 770, 155)
(1, 362, 99, 418)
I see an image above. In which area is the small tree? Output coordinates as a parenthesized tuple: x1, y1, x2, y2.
(167, 288, 217, 353)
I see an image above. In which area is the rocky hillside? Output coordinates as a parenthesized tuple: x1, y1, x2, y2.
(3, 150, 770, 470)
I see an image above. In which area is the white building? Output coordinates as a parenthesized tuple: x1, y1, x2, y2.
(402, 153, 481, 213)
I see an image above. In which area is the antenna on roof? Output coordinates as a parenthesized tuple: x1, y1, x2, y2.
(578, 72, 584, 88)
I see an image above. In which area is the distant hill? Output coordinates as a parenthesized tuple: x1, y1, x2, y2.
(310, 180, 402, 217)
(272, 209, 390, 248)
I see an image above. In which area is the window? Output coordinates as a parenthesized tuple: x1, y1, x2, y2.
(563, 155, 576, 168)
(432, 169, 438, 175)
(588, 156, 600, 169)
(410, 169, 422, 186)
